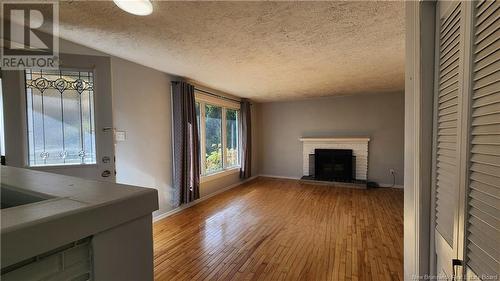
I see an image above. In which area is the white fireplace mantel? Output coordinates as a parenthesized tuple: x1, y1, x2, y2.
(299, 137, 371, 143)
(300, 137, 370, 180)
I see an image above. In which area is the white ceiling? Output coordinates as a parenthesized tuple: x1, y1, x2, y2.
(58, 1, 405, 102)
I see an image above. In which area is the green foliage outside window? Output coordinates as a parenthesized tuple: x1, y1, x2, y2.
(205, 144, 222, 173)
(196, 101, 240, 175)
(205, 105, 222, 173)
(225, 109, 239, 167)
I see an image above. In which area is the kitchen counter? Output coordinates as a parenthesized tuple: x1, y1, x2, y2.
(1, 166, 158, 279)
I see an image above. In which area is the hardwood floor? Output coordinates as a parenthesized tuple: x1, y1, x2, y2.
(153, 178, 403, 281)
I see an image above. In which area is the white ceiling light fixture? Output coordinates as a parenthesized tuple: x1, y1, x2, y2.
(113, 0, 153, 16)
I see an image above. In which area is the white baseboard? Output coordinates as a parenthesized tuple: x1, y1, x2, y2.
(153, 175, 258, 222)
(258, 174, 301, 180)
(379, 183, 404, 189)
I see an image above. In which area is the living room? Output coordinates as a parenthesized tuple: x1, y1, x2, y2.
(0, 1, 498, 281)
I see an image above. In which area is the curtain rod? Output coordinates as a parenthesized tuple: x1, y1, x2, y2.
(194, 88, 242, 104)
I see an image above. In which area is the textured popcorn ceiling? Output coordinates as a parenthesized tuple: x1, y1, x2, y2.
(58, 1, 404, 102)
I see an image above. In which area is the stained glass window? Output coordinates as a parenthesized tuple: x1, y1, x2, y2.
(25, 69, 96, 166)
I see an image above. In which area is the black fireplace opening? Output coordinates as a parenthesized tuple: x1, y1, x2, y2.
(314, 149, 355, 182)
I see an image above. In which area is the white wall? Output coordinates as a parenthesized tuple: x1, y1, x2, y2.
(111, 57, 176, 217)
(405, 1, 434, 278)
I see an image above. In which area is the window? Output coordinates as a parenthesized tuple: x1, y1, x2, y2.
(25, 69, 96, 166)
(0, 75, 5, 165)
(204, 104, 222, 173)
(195, 93, 240, 176)
(225, 109, 239, 168)
(0, 76, 5, 159)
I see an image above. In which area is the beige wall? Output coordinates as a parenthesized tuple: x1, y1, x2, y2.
(257, 92, 404, 186)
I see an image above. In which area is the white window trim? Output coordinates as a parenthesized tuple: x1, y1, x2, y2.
(195, 92, 240, 110)
(196, 91, 241, 179)
(200, 102, 207, 176)
(200, 167, 240, 183)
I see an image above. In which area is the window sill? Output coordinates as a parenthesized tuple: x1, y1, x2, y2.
(28, 163, 98, 170)
(201, 167, 240, 184)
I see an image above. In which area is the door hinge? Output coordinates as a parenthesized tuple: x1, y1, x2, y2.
(452, 259, 463, 281)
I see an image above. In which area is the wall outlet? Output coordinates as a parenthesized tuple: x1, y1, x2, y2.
(390, 169, 395, 175)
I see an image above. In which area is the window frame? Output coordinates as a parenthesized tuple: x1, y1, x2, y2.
(224, 107, 240, 169)
(195, 91, 241, 181)
(0, 75, 5, 159)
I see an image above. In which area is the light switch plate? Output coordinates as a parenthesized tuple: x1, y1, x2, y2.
(115, 130, 126, 142)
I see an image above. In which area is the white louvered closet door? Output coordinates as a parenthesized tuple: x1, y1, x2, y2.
(464, 0, 499, 280)
(432, 1, 499, 280)
(433, 1, 465, 278)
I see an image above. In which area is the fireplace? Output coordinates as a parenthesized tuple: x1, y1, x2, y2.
(313, 149, 355, 182)
(300, 137, 369, 187)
